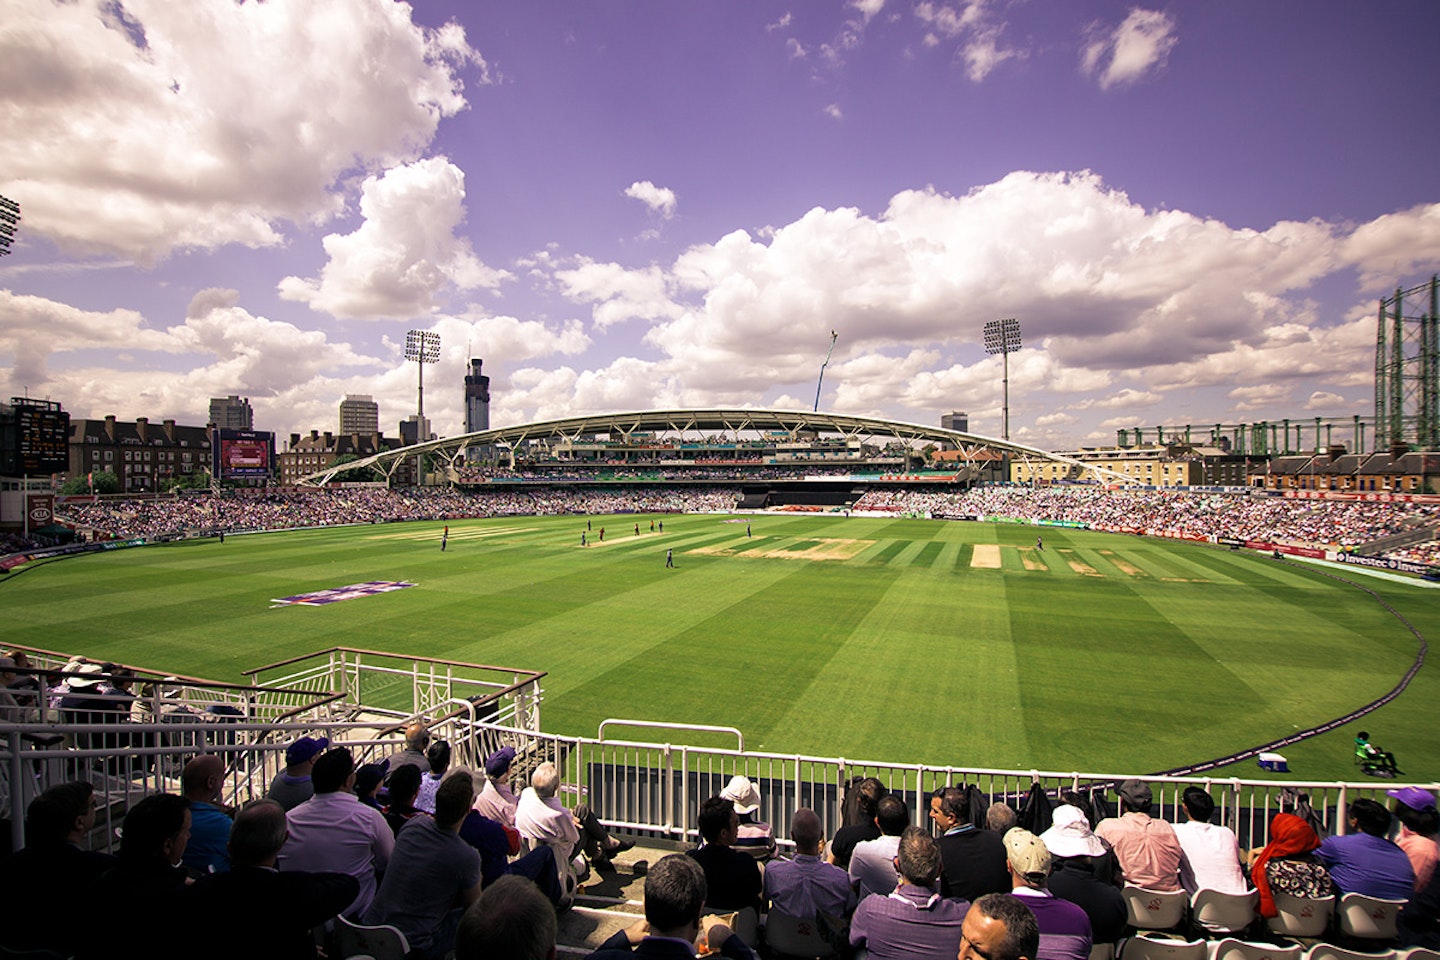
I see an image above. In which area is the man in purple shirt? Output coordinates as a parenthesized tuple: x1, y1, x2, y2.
(763, 807, 857, 920)
(1004, 828, 1093, 960)
(1314, 798, 1415, 901)
(850, 826, 970, 960)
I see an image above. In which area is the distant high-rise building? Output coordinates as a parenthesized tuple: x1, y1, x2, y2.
(941, 411, 969, 433)
(399, 414, 432, 446)
(465, 359, 491, 435)
(339, 394, 380, 436)
(209, 396, 253, 430)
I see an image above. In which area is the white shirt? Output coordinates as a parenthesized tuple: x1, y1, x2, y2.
(1174, 820, 1249, 896)
(515, 787, 579, 859)
(850, 834, 903, 900)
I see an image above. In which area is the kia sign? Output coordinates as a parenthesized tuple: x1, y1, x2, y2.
(27, 494, 54, 526)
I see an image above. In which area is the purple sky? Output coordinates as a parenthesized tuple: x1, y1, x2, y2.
(4, 0, 1439, 451)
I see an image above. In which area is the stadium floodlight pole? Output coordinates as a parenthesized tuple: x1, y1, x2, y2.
(814, 330, 838, 412)
(983, 318, 1022, 440)
(404, 330, 441, 484)
(0, 195, 21, 256)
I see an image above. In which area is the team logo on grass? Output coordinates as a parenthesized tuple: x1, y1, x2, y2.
(272, 581, 415, 607)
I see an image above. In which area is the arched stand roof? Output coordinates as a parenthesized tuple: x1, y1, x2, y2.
(296, 408, 1135, 486)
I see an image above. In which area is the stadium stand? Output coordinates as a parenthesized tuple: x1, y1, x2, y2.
(5, 484, 1440, 956)
(3, 637, 1439, 957)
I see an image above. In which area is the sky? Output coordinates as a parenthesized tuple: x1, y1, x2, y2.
(3, 0, 1440, 453)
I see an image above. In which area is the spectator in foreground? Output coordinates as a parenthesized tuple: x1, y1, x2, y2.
(721, 775, 776, 860)
(829, 776, 886, 869)
(583, 853, 759, 959)
(1094, 780, 1183, 892)
(366, 771, 482, 960)
(387, 721, 432, 774)
(1250, 812, 1333, 919)
(416, 738, 451, 814)
(189, 799, 358, 960)
(1173, 786, 1248, 897)
(383, 762, 427, 837)
(456, 873, 558, 960)
(1389, 787, 1439, 892)
(266, 736, 329, 811)
(763, 807, 856, 920)
(960, 893, 1041, 960)
(686, 795, 764, 916)
(1003, 828, 1092, 960)
(0, 781, 116, 954)
(181, 754, 232, 875)
(850, 826, 969, 960)
(933, 785, 1009, 902)
(850, 794, 909, 900)
(1314, 798, 1414, 900)
(473, 745, 521, 827)
(1040, 805, 1126, 946)
(82, 794, 191, 959)
(517, 761, 633, 884)
(278, 746, 394, 919)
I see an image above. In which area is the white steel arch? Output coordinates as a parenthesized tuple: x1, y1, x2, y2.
(295, 407, 1138, 486)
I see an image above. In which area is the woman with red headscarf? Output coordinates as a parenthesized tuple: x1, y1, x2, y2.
(1251, 813, 1335, 918)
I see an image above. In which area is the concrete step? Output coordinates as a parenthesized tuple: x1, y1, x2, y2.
(555, 843, 661, 954)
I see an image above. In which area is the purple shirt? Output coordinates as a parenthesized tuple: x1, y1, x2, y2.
(1314, 832, 1415, 901)
(1014, 888, 1093, 960)
(850, 883, 969, 960)
(764, 853, 857, 919)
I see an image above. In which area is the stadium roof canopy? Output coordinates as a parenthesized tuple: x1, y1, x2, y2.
(297, 407, 1137, 486)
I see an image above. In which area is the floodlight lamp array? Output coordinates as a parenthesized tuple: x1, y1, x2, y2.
(0, 195, 19, 256)
(982, 317, 1022, 354)
(404, 329, 441, 363)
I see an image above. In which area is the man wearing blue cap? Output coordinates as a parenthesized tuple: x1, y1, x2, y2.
(266, 735, 330, 811)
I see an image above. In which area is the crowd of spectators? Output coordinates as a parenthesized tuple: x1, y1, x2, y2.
(55, 486, 738, 541)
(22, 481, 1440, 565)
(2, 732, 1438, 958)
(854, 485, 1440, 553)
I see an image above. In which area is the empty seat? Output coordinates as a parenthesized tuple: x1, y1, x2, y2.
(1336, 893, 1406, 941)
(1395, 949, 1440, 960)
(1125, 885, 1190, 932)
(1302, 944, 1396, 960)
(1209, 938, 1302, 960)
(765, 909, 839, 959)
(1267, 892, 1335, 939)
(1192, 889, 1259, 936)
(1121, 935, 1208, 960)
(334, 915, 409, 960)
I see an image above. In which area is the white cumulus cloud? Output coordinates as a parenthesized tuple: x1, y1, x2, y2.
(1081, 9, 1177, 90)
(1, 0, 485, 263)
(624, 181, 678, 220)
(278, 157, 509, 320)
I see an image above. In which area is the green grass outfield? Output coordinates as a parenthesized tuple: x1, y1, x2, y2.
(7, 513, 1437, 781)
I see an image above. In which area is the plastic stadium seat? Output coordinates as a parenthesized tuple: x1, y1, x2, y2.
(1125, 885, 1191, 932)
(1336, 892, 1406, 941)
(1092, 944, 1117, 960)
(1208, 938, 1302, 960)
(1302, 944, 1396, 960)
(1192, 889, 1259, 936)
(765, 909, 839, 959)
(1267, 892, 1335, 939)
(334, 915, 409, 960)
(1121, 935, 1208, 960)
(1395, 950, 1440, 960)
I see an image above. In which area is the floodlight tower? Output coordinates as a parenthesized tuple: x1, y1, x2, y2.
(983, 318, 1022, 440)
(0, 195, 21, 256)
(404, 329, 441, 483)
